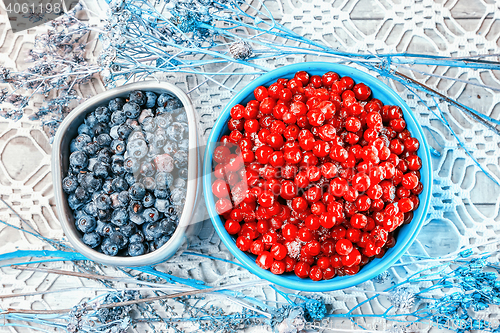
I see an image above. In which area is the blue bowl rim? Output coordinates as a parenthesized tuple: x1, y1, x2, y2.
(203, 62, 432, 292)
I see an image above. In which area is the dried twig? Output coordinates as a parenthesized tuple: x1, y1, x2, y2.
(4, 266, 268, 316)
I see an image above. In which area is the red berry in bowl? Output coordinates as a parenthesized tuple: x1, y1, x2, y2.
(213, 70, 424, 281)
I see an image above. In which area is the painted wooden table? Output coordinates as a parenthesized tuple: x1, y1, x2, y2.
(0, 0, 499, 332)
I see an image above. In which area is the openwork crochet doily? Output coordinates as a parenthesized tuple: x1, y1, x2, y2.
(0, 0, 500, 331)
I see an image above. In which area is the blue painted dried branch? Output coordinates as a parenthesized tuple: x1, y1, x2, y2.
(0, 4, 101, 139)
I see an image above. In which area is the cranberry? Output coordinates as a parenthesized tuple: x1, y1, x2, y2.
(216, 198, 232, 214)
(309, 266, 323, 281)
(294, 262, 311, 279)
(402, 172, 419, 190)
(336, 239, 353, 256)
(256, 251, 274, 269)
(342, 248, 362, 267)
(225, 219, 241, 235)
(350, 213, 368, 229)
(213, 70, 424, 280)
(271, 243, 287, 260)
(212, 179, 229, 198)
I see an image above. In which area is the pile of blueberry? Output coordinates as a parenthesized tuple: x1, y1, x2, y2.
(62, 90, 189, 257)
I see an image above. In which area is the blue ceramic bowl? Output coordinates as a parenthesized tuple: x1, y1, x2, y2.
(203, 62, 432, 292)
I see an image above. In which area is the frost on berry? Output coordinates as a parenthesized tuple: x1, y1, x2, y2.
(154, 153, 175, 172)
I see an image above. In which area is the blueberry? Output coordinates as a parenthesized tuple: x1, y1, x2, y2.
(157, 93, 182, 111)
(123, 102, 141, 118)
(109, 230, 128, 249)
(155, 113, 173, 129)
(108, 97, 125, 111)
(120, 222, 136, 237)
(109, 125, 120, 140)
(159, 216, 176, 232)
(97, 148, 113, 164)
(154, 234, 171, 249)
(93, 162, 109, 178)
(173, 150, 188, 168)
(95, 193, 111, 210)
(138, 162, 155, 178)
(77, 123, 93, 137)
(88, 159, 99, 173)
(129, 200, 144, 215)
(109, 192, 120, 209)
(95, 106, 110, 123)
(111, 139, 126, 155)
(148, 241, 158, 252)
(130, 212, 146, 225)
(178, 138, 189, 150)
(154, 198, 169, 213)
(126, 139, 148, 160)
(147, 144, 162, 159)
(101, 238, 119, 256)
(171, 188, 186, 206)
(85, 174, 102, 193)
(111, 159, 125, 175)
(75, 186, 90, 202)
(117, 190, 130, 206)
(128, 131, 146, 141)
(178, 168, 188, 179)
(68, 194, 82, 210)
(166, 122, 185, 142)
(117, 124, 133, 140)
(97, 209, 111, 222)
(82, 232, 101, 248)
(140, 191, 154, 208)
(124, 172, 137, 186)
(72, 134, 92, 151)
(85, 112, 99, 128)
(129, 231, 145, 244)
(111, 208, 128, 226)
(154, 188, 171, 199)
(93, 122, 109, 137)
(128, 242, 146, 256)
(176, 112, 188, 123)
(142, 117, 156, 133)
(96, 221, 114, 237)
(143, 221, 163, 240)
(129, 91, 146, 106)
(129, 183, 146, 200)
(111, 177, 128, 192)
(111, 110, 127, 125)
(143, 207, 160, 223)
(77, 172, 87, 185)
(155, 172, 173, 190)
(83, 142, 100, 156)
(124, 157, 140, 173)
(96, 133, 112, 147)
(102, 178, 114, 194)
(76, 214, 97, 233)
(62, 175, 78, 193)
(127, 120, 141, 130)
(84, 201, 98, 216)
(163, 141, 177, 155)
(145, 132, 155, 145)
(111, 154, 124, 164)
(164, 203, 177, 217)
(145, 91, 157, 108)
(142, 177, 156, 191)
(174, 178, 186, 189)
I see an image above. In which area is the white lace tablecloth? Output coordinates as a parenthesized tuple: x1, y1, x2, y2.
(0, 0, 500, 332)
